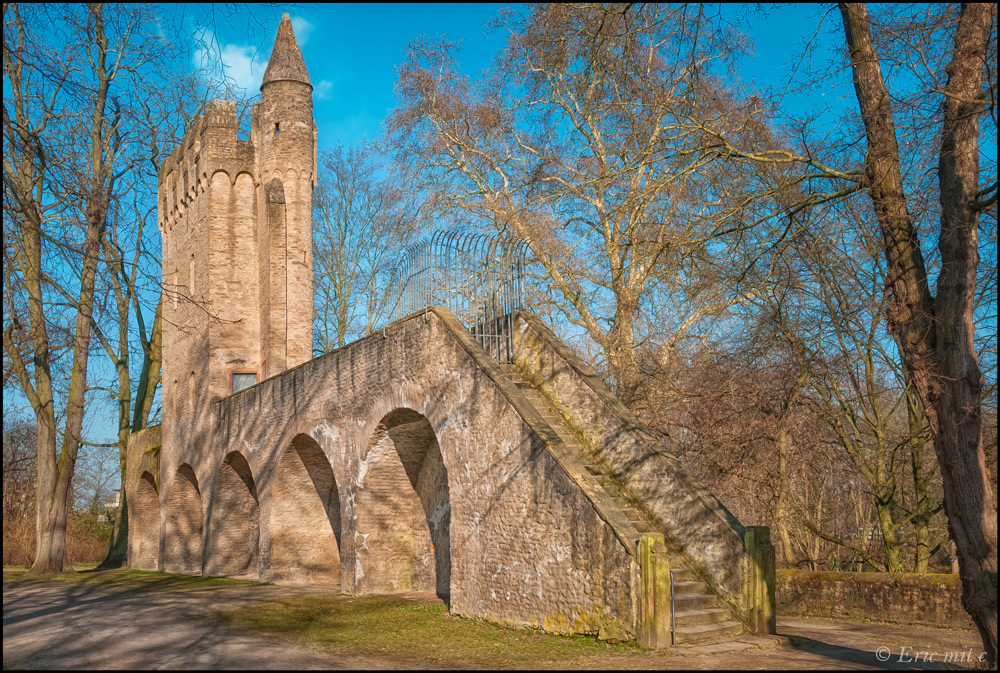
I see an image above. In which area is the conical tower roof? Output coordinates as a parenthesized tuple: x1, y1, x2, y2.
(261, 13, 311, 90)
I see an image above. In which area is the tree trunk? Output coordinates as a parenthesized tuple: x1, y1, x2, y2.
(839, 3, 997, 662)
(874, 482, 903, 573)
(907, 389, 932, 574)
(775, 423, 795, 567)
(27, 2, 111, 576)
(100, 494, 129, 569)
(607, 304, 642, 406)
(775, 369, 807, 567)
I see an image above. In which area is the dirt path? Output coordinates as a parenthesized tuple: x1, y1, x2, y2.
(2, 581, 375, 670)
(3, 580, 988, 670)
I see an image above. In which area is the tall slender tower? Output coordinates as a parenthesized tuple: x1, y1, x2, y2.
(252, 13, 316, 376)
(158, 14, 315, 460)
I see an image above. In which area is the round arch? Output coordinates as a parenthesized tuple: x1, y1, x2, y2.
(132, 471, 160, 571)
(164, 464, 204, 574)
(355, 408, 451, 602)
(268, 434, 342, 584)
(205, 451, 260, 578)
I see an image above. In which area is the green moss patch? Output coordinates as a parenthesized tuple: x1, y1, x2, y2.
(219, 595, 637, 668)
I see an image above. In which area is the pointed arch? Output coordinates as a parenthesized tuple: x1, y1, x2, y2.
(355, 408, 451, 602)
(164, 464, 203, 574)
(205, 451, 260, 577)
(268, 434, 341, 584)
(132, 471, 160, 571)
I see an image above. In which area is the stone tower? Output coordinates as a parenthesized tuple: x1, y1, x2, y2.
(157, 13, 315, 430)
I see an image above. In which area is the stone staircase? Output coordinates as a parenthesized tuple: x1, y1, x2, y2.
(501, 363, 743, 645)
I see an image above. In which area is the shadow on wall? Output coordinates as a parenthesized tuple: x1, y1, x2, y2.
(267, 433, 342, 584)
(355, 408, 452, 603)
(204, 451, 260, 577)
(164, 464, 203, 575)
(133, 472, 160, 571)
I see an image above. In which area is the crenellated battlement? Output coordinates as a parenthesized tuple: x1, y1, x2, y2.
(158, 100, 256, 232)
(156, 12, 316, 459)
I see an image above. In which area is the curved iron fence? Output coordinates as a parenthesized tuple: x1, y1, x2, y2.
(385, 230, 528, 362)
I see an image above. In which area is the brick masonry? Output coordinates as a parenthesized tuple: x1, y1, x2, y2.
(511, 312, 764, 623)
(130, 308, 640, 637)
(126, 14, 770, 645)
(777, 570, 974, 629)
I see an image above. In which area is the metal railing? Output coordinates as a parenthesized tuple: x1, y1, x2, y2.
(385, 231, 528, 363)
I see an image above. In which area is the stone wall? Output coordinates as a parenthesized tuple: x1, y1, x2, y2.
(125, 424, 161, 571)
(777, 570, 974, 629)
(511, 313, 753, 619)
(193, 308, 639, 639)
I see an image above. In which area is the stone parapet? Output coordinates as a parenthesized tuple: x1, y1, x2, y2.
(158, 100, 256, 234)
(777, 570, 973, 629)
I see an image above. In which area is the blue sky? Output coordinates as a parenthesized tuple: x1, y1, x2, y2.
(5, 4, 993, 510)
(62, 3, 844, 449)
(194, 3, 849, 151)
(196, 4, 508, 149)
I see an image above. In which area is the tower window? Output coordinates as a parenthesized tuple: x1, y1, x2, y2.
(231, 371, 258, 393)
(274, 122, 280, 134)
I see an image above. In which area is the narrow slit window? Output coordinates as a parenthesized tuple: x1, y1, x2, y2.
(274, 122, 280, 134)
(232, 372, 258, 393)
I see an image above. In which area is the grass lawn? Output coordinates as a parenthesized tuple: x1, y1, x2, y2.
(3, 566, 647, 668)
(218, 595, 641, 668)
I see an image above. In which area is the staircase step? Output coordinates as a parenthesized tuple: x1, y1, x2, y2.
(506, 362, 740, 646)
(672, 580, 708, 595)
(673, 620, 742, 644)
(673, 593, 719, 611)
(596, 480, 622, 496)
(670, 567, 696, 582)
(674, 607, 730, 626)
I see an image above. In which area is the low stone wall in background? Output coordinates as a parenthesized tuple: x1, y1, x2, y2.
(776, 570, 974, 629)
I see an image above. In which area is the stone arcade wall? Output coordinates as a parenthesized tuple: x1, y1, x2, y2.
(125, 424, 162, 571)
(137, 308, 640, 640)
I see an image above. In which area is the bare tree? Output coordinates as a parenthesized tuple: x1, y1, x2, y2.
(388, 4, 805, 404)
(3, 3, 128, 573)
(767, 212, 945, 573)
(2, 413, 37, 565)
(313, 144, 415, 351)
(838, 3, 997, 660)
(2, 2, 210, 573)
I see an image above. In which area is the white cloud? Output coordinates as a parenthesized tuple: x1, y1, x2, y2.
(290, 16, 314, 46)
(315, 80, 333, 100)
(191, 17, 316, 94)
(219, 42, 267, 91)
(192, 28, 267, 93)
